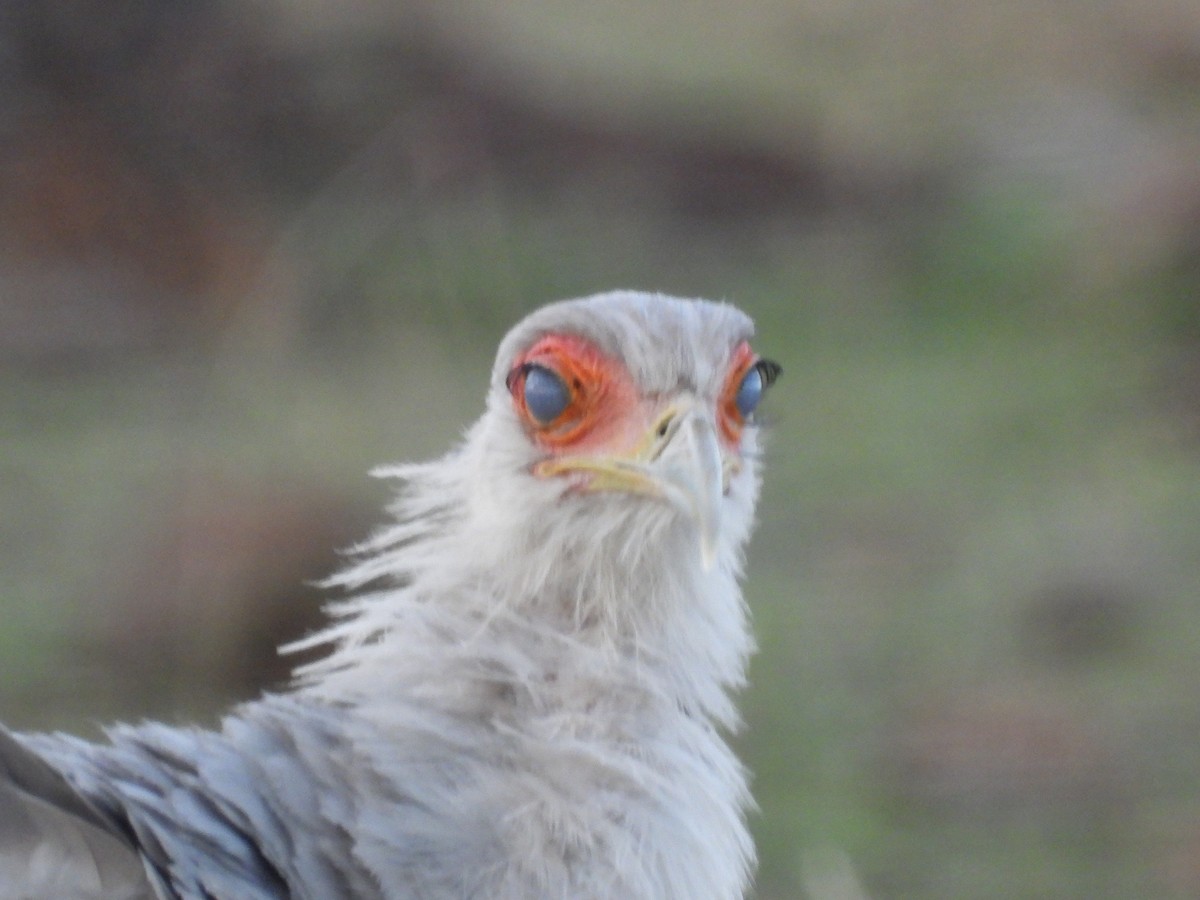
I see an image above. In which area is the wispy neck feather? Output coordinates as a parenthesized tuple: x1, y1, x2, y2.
(286, 423, 757, 732)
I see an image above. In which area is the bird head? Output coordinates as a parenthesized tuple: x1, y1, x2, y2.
(467, 291, 779, 602)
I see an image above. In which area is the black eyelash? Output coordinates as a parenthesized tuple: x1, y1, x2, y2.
(755, 359, 782, 387)
(505, 362, 535, 394)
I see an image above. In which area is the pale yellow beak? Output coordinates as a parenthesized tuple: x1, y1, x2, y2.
(533, 403, 730, 569)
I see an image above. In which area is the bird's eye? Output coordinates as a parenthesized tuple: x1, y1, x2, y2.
(735, 359, 781, 418)
(735, 367, 763, 417)
(521, 364, 571, 425)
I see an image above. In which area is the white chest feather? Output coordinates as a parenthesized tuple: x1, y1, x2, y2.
(339, 626, 754, 900)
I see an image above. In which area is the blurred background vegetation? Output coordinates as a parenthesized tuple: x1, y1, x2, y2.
(3, 1, 1200, 897)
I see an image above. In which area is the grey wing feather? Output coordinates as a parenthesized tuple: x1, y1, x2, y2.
(0, 725, 165, 899)
(31, 723, 295, 900)
(24, 701, 378, 899)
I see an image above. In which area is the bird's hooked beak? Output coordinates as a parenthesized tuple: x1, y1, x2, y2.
(532, 401, 732, 569)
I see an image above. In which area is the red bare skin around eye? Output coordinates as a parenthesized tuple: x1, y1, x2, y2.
(510, 334, 643, 454)
(511, 334, 760, 456)
(718, 341, 757, 446)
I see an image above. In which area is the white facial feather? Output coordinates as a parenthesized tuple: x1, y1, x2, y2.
(285, 290, 770, 899)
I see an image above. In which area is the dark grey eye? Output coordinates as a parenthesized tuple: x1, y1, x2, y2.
(735, 359, 780, 418)
(522, 365, 571, 424)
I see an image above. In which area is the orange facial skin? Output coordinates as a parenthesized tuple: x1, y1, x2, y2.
(509, 334, 764, 457)
(507, 334, 643, 455)
(717, 341, 758, 446)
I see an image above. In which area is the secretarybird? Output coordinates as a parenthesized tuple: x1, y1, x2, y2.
(0, 290, 780, 899)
